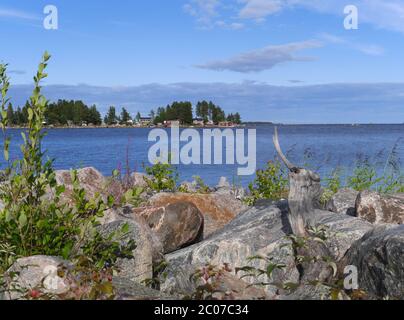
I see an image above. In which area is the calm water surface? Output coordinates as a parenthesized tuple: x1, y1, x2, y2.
(1, 124, 403, 187)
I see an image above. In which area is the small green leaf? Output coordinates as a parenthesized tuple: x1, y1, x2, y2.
(19, 213, 28, 227)
(27, 108, 34, 121)
(121, 223, 130, 234)
(56, 185, 66, 196)
(107, 195, 115, 207)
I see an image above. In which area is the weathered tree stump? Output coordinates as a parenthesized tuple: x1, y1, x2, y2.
(273, 127, 321, 236)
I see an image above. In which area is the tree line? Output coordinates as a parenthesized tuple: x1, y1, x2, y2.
(3, 100, 103, 126)
(103, 106, 142, 125)
(3, 99, 242, 127)
(151, 100, 242, 125)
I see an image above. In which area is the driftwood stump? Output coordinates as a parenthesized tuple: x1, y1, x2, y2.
(273, 127, 321, 236)
(273, 128, 335, 287)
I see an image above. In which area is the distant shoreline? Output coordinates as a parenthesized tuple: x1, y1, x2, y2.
(5, 124, 247, 130)
(5, 123, 404, 129)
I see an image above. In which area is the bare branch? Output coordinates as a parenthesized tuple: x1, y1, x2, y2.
(273, 126, 297, 171)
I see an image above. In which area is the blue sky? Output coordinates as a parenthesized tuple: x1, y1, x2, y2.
(1, 0, 404, 123)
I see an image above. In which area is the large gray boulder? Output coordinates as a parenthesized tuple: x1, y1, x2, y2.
(3, 256, 71, 300)
(160, 201, 376, 299)
(356, 191, 404, 225)
(326, 189, 358, 216)
(99, 205, 135, 225)
(99, 215, 164, 284)
(178, 181, 199, 193)
(55, 167, 106, 201)
(216, 176, 231, 190)
(343, 225, 404, 299)
(161, 202, 300, 297)
(112, 277, 177, 300)
(215, 176, 245, 199)
(312, 209, 373, 260)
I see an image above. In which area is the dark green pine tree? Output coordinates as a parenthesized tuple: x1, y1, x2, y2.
(104, 106, 118, 125)
(88, 105, 102, 125)
(135, 111, 141, 123)
(120, 107, 132, 125)
(6, 103, 15, 126)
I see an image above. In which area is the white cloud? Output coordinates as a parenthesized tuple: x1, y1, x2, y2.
(0, 7, 40, 21)
(354, 43, 384, 56)
(238, 0, 284, 20)
(185, 0, 404, 34)
(215, 20, 245, 29)
(9, 82, 404, 123)
(9, 70, 26, 75)
(183, 0, 221, 28)
(196, 40, 322, 72)
(319, 33, 384, 56)
(259, 0, 404, 33)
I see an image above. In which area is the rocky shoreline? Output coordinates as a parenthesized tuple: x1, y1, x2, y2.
(1, 167, 403, 300)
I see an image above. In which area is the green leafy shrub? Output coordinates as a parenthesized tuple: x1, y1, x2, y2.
(0, 53, 133, 278)
(377, 175, 404, 194)
(177, 184, 190, 193)
(142, 260, 169, 290)
(347, 163, 382, 191)
(144, 156, 178, 192)
(245, 160, 289, 205)
(192, 175, 210, 193)
(320, 167, 343, 205)
(235, 255, 286, 286)
(177, 176, 211, 194)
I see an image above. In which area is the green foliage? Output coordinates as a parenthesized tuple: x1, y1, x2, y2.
(192, 175, 210, 193)
(320, 167, 343, 205)
(235, 255, 286, 286)
(107, 157, 145, 207)
(177, 184, 190, 193)
(79, 221, 136, 270)
(142, 260, 169, 290)
(0, 54, 133, 277)
(377, 175, 404, 194)
(151, 100, 238, 125)
(135, 111, 141, 123)
(120, 186, 144, 206)
(226, 112, 242, 124)
(153, 101, 193, 125)
(245, 160, 289, 205)
(208, 101, 226, 124)
(347, 163, 382, 191)
(187, 264, 232, 300)
(57, 259, 116, 300)
(177, 176, 211, 194)
(104, 106, 118, 125)
(4, 99, 103, 127)
(46, 100, 102, 126)
(144, 157, 178, 192)
(119, 107, 132, 125)
(345, 149, 404, 193)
